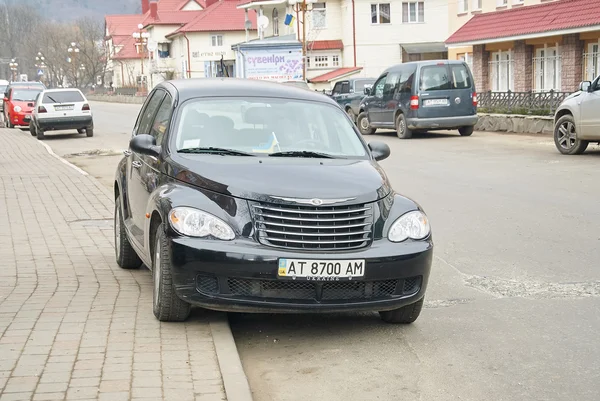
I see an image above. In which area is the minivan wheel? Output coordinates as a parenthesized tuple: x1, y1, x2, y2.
(346, 107, 356, 123)
(459, 126, 474, 136)
(114, 195, 142, 269)
(357, 112, 376, 135)
(153, 223, 191, 322)
(379, 298, 424, 324)
(554, 115, 588, 155)
(395, 113, 413, 139)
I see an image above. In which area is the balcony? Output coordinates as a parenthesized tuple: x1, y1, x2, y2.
(150, 57, 175, 73)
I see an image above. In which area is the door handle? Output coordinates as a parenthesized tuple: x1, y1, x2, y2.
(123, 150, 132, 157)
(132, 161, 142, 169)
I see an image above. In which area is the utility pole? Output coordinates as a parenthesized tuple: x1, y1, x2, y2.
(301, 0, 306, 81)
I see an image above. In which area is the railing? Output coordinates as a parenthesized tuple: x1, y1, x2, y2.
(478, 90, 573, 115)
(582, 51, 600, 82)
(532, 55, 562, 93)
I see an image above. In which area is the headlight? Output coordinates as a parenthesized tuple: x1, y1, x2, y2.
(388, 210, 430, 242)
(13, 106, 22, 112)
(168, 207, 235, 240)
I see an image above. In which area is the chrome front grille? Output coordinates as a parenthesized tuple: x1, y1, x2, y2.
(251, 201, 373, 250)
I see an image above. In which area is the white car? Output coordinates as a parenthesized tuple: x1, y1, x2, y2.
(30, 88, 94, 140)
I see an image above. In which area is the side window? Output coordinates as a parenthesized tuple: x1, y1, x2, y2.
(373, 75, 387, 98)
(149, 94, 173, 146)
(450, 64, 472, 89)
(383, 73, 400, 96)
(332, 82, 343, 95)
(136, 90, 166, 135)
(340, 82, 350, 94)
(399, 69, 416, 93)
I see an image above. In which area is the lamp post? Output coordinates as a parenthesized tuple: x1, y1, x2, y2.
(9, 59, 18, 82)
(67, 42, 80, 87)
(132, 23, 150, 92)
(35, 52, 46, 84)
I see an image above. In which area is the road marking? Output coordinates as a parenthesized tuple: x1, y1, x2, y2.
(38, 141, 89, 176)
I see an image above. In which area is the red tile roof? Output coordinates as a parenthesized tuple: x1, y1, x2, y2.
(308, 67, 363, 83)
(446, 0, 600, 45)
(308, 40, 344, 51)
(111, 36, 143, 60)
(142, 10, 198, 26)
(158, 0, 205, 11)
(105, 14, 144, 37)
(168, 0, 256, 35)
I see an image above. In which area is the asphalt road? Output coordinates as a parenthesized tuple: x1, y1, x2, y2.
(36, 101, 600, 401)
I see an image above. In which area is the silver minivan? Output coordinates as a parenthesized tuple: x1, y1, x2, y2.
(356, 60, 478, 139)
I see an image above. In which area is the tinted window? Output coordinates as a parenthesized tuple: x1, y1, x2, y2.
(373, 75, 386, 97)
(43, 91, 84, 103)
(332, 82, 343, 95)
(137, 90, 166, 135)
(354, 79, 375, 91)
(149, 94, 173, 146)
(383, 73, 400, 96)
(399, 70, 415, 93)
(341, 82, 350, 93)
(419, 65, 452, 91)
(450, 64, 472, 89)
(11, 89, 42, 101)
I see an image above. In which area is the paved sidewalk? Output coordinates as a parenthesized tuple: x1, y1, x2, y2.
(0, 128, 228, 401)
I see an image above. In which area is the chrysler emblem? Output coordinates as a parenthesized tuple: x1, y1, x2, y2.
(455, 97, 461, 104)
(271, 196, 356, 205)
(310, 198, 324, 206)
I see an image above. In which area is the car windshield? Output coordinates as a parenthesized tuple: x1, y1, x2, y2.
(12, 89, 41, 101)
(43, 91, 84, 103)
(175, 97, 367, 158)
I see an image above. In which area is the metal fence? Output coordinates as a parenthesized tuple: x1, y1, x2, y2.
(477, 90, 573, 115)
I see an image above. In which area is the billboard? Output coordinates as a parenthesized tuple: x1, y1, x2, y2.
(243, 48, 303, 81)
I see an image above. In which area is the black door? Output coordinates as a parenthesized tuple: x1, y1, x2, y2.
(380, 72, 401, 126)
(367, 74, 387, 125)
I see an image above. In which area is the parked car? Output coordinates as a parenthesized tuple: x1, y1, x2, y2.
(553, 78, 600, 155)
(3, 84, 44, 128)
(30, 88, 94, 139)
(329, 78, 376, 123)
(356, 60, 478, 139)
(114, 78, 433, 324)
(0, 79, 9, 113)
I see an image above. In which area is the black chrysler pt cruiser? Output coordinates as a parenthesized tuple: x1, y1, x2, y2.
(114, 78, 433, 324)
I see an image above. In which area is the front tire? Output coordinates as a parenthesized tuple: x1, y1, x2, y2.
(29, 123, 37, 136)
(6, 114, 12, 128)
(379, 298, 424, 324)
(395, 113, 413, 139)
(554, 114, 588, 155)
(153, 224, 191, 322)
(114, 195, 142, 269)
(459, 126, 474, 136)
(357, 112, 376, 135)
(346, 107, 356, 124)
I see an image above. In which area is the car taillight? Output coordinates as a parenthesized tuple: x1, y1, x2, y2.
(82, 103, 90, 111)
(472, 92, 478, 107)
(38, 106, 47, 113)
(410, 95, 419, 110)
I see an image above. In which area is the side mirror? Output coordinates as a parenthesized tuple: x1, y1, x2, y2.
(579, 81, 592, 92)
(364, 87, 371, 96)
(130, 134, 160, 158)
(369, 141, 390, 162)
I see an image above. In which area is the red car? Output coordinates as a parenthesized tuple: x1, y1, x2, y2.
(3, 84, 43, 128)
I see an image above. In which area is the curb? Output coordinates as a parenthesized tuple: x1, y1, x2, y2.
(211, 313, 253, 401)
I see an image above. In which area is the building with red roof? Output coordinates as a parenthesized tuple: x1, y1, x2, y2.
(445, 0, 600, 94)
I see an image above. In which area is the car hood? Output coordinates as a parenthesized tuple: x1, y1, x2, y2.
(10, 100, 35, 112)
(562, 91, 582, 103)
(166, 156, 392, 203)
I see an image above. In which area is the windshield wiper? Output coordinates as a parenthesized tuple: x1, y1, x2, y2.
(178, 147, 255, 156)
(269, 150, 335, 159)
(46, 95, 58, 103)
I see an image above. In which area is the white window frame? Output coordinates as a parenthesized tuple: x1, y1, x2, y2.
(307, 52, 342, 70)
(584, 41, 600, 82)
(497, 0, 508, 6)
(490, 50, 514, 92)
(371, 3, 391, 24)
(458, 0, 468, 14)
(459, 53, 473, 72)
(211, 34, 223, 47)
(512, 0, 524, 4)
(472, 0, 482, 11)
(534, 45, 561, 92)
(312, 3, 326, 29)
(402, 1, 424, 23)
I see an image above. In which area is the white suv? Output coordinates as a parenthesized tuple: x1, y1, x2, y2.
(30, 88, 94, 140)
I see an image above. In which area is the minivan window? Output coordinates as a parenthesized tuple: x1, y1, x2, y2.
(420, 65, 452, 91)
(42, 91, 84, 104)
(450, 64, 472, 89)
(373, 76, 386, 97)
(383, 73, 400, 96)
(354, 79, 375, 92)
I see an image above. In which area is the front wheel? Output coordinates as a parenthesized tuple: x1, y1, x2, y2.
(554, 115, 588, 155)
(153, 224, 191, 322)
(459, 126, 474, 136)
(345, 107, 356, 124)
(395, 113, 413, 139)
(379, 298, 424, 324)
(357, 112, 376, 135)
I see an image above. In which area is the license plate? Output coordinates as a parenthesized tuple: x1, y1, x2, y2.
(278, 258, 365, 281)
(55, 105, 73, 111)
(424, 99, 448, 106)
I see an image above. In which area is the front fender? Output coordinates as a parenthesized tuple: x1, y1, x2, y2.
(114, 156, 128, 216)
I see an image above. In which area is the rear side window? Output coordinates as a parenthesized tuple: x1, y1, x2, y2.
(450, 64, 472, 89)
(43, 91, 84, 103)
(354, 79, 375, 92)
(419, 66, 452, 91)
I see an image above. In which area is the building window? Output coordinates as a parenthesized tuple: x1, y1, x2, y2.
(497, 0, 508, 6)
(332, 55, 340, 67)
(312, 3, 326, 29)
(512, 0, 524, 3)
(489, 50, 514, 92)
(158, 43, 170, 58)
(472, 0, 482, 10)
(534, 47, 561, 92)
(458, 0, 468, 13)
(371, 3, 391, 24)
(314, 55, 329, 68)
(307, 54, 342, 70)
(402, 2, 424, 23)
(306, 57, 311, 68)
(584, 43, 600, 81)
(211, 35, 223, 47)
(272, 8, 279, 36)
(458, 53, 473, 71)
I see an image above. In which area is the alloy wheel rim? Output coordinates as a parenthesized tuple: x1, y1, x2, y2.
(558, 121, 576, 150)
(114, 208, 121, 258)
(399, 119, 405, 134)
(360, 117, 369, 130)
(153, 237, 161, 307)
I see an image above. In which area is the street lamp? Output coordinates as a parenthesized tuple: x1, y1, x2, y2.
(9, 59, 18, 82)
(132, 24, 150, 92)
(67, 42, 80, 87)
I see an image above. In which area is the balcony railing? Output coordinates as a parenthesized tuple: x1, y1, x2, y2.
(532, 55, 562, 92)
(583, 52, 600, 82)
(478, 90, 573, 115)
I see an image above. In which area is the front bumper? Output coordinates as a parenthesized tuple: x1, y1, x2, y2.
(407, 115, 478, 130)
(11, 112, 32, 126)
(37, 115, 93, 131)
(169, 237, 433, 313)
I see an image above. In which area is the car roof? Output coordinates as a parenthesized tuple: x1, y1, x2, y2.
(161, 78, 336, 105)
(42, 88, 83, 93)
